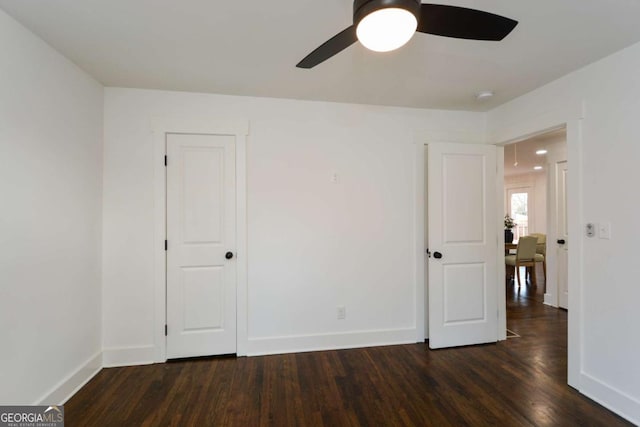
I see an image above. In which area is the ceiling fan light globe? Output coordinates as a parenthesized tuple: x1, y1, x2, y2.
(356, 8, 417, 52)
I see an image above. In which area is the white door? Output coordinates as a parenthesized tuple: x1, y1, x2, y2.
(166, 133, 237, 358)
(428, 143, 498, 349)
(556, 161, 569, 309)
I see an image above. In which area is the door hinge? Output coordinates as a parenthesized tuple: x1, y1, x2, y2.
(165, 324, 168, 336)
(165, 240, 168, 251)
(164, 155, 167, 166)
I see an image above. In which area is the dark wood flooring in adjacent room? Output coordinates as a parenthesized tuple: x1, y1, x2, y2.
(66, 270, 632, 426)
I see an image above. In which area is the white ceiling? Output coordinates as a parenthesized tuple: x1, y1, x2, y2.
(2, 0, 640, 111)
(504, 128, 566, 177)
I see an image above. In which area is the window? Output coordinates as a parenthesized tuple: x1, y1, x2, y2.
(507, 188, 530, 240)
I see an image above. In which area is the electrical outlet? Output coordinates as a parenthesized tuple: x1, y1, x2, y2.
(337, 306, 346, 320)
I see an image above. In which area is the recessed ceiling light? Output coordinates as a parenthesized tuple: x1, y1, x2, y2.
(536, 149, 548, 155)
(534, 166, 543, 170)
(475, 91, 494, 101)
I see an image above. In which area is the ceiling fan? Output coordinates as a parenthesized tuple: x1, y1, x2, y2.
(297, 0, 518, 69)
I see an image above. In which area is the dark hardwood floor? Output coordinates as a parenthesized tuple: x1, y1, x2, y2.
(66, 270, 632, 426)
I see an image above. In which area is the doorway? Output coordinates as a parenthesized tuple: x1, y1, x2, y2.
(503, 128, 568, 308)
(415, 114, 583, 388)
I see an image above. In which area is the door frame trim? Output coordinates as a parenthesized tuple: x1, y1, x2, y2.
(152, 117, 249, 361)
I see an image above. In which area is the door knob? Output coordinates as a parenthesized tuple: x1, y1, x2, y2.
(557, 239, 566, 245)
(225, 251, 234, 260)
(433, 251, 443, 259)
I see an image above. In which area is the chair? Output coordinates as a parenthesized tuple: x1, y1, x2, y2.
(505, 236, 540, 287)
(528, 233, 547, 282)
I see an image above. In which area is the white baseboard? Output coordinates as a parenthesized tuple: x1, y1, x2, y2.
(102, 345, 156, 367)
(36, 352, 102, 405)
(543, 293, 557, 307)
(247, 328, 418, 356)
(580, 372, 640, 425)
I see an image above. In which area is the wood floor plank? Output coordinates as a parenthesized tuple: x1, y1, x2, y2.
(65, 277, 633, 426)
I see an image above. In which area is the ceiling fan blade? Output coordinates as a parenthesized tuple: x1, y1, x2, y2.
(297, 26, 357, 69)
(417, 4, 517, 41)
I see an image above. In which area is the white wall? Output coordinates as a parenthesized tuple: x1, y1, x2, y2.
(102, 87, 485, 359)
(3, 4, 638, 422)
(489, 41, 640, 424)
(0, 10, 103, 404)
(533, 172, 546, 234)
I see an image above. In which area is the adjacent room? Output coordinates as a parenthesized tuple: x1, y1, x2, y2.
(503, 128, 568, 308)
(1, 0, 639, 425)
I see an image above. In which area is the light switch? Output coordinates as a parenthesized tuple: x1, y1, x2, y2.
(598, 221, 611, 239)
(586, 223, 596, 238)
